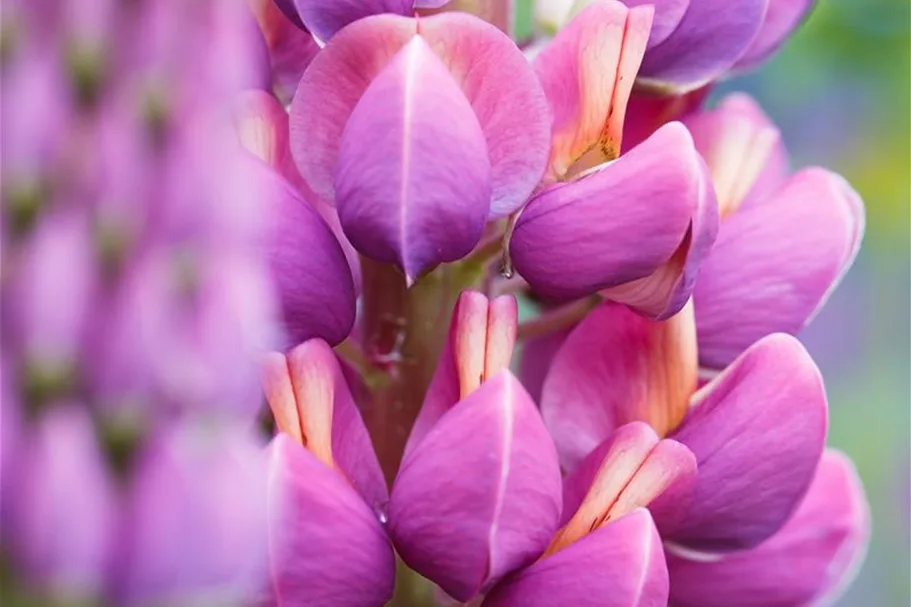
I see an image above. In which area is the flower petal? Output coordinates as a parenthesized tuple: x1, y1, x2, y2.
(405, 291, 518, 457)
(388, 372, 562, 602)
(293, 0, 411, 42)
(115, 422, 269, 607)
(517, 328, 570, 404)
(734, 0, 817, 70)
(553, 422, 697, 553)
(694, 168, 864, 370)
(262, 339, 388, 513)
(264, 434, 395, 607)
(601, 153, 717, 320)
(532, 0, 653, 182)
(261, 169, 357, 345)
(482, 509, 668, 607)
(541, 302, 697, 469)
(683, 93, 789, 217)
(622, 87, 710, 153)
(638, 0, 768, 93)
(668, 334, 828, 551)
(510, 122, 705, 302)
(667, 449, 869, 607)
(334, 36, 491, 282)
(246, 0, 320, 102)
(234, 90, 362, 291)
(289, 12, 550, 217)
(8, 406, 116, 602)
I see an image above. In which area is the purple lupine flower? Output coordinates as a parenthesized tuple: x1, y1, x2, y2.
(685, 94, 865, 370)
(509, 1, 718, 320)
(3, 0, 873, 606)
(2, 1, 280, 605)
(532, 300, 870, 603)
(537, 0, 817, 93)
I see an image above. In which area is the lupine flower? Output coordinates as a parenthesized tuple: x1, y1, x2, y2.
(3, 0, 873, 606)
(536, 0, 817, 92)
(288, 9, 551, 283)
(533, 300, 870, 603)
(509, 1, 717, 319)
(685, 93, 865, 370)
(1, 1, 277, 605)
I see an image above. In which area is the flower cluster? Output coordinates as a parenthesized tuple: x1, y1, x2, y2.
(2, 1, 871, 607)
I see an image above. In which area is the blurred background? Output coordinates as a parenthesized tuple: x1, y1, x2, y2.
(717, 0, 910, 603)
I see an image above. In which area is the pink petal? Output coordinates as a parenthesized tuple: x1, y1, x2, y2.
(262, 339, 388, 514)
(264, 435, 395, 607)
(532, 0, 653, 182)
(334, 35, 491, 283)
(510, 122, 707, 303)
(694, 168, 864, 370)
(668, 334, 828, 551)
(482, 509, 669, 607)
(289, 12, 550, 217)
(554, 422, 697, 552)
(683, 93, 790, 217)
(388, 372, 563, 602)
(667, 449, 869, 607)
(541, 302, 698, 469)
(405, 291, 518, 457)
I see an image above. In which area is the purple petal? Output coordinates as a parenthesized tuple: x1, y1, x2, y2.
(624, 0, 689, 48)
(271, 0, 306, 29)
(556, 423, 696, 548)
(639, 0, 768, 93)
(734, 0, 817, 69)
(601, 152, 718, 320)
(517, 328, 570, 404)
(482, 509, 668, 607)
(262, 339, 389, 514)
(404, 291, 517, 457)
(264, 435, 395, 607)
(234, 90, 362, 290)
(667, 449, 869, 607)
(248, 1, 320, 103)
(293, 0, 411, 41)
(388, 372, 562, 602)
(8, 406, 116, 602)
(261, 168, 357, 345)
(510, 122, 706, 302)
(290, 13, 550, 217)
(694, 168, 864, 370)
(668, 334, 828, 551)
(541, 302, 698, 469)
(334, 36, 491, 282)
(622, 87, 710, 153)
(115, 422, 269, 607)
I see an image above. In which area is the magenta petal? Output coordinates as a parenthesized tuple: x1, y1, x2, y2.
(510, 122, 704, 302)
(517, 328, 570, 404)
(334, 36, 491, 282)
(639, 0, 768, 92)
(293, 0, 410, 41)
(734, 0, 817, 69)
(116, 423, 269, 607)
(482, 509, 668, 607)
(668, 334, 828, 551)
(290, 13, 549, 217)
(265, 435, 395, 607)
(388, 372, 563, 602)
(541, 302, 698, 469)
(694, 168, 864, 370)
(667, 449, 869, 607)
(8, 406, 116, 601)
(263, 169, 356, 345)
